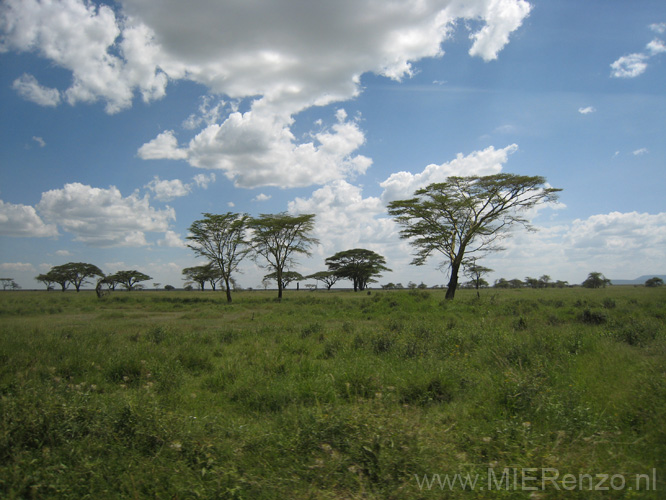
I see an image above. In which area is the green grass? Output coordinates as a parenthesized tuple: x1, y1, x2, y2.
(1, 287, 665, 498)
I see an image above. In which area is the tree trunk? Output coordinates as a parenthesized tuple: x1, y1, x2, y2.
(224, 278, 232, 303)
(445, 260, 462, 300)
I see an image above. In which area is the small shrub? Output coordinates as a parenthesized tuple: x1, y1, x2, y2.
(602, 298, 616, 309)
(581, 309, 608, 325)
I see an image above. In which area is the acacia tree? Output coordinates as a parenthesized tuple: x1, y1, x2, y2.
(263, 271, 304, 290)
(325, 248, 391, 292)
(463, 259, 493, 298)
(35, 273, 55, 291)
(110, 270, 152, 291)
(582, 272, 611, 289)
(388, 174, 561, 300)
(182, 263, 221, 291)
(249, 213, 318, 300)
(42, 262, 104, 292)
(307, 271, 340, 290)
(187, 213, 251, 303)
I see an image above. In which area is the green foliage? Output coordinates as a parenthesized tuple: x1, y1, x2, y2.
(249, 212, 318, 299)
(325, 248, 391, 292)
(0, 287, 664, 499)
(388, 174, 561, 299)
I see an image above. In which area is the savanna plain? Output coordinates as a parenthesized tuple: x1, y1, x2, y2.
(1, 286, 664, 499)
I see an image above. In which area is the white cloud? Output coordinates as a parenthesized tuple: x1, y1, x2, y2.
(633, 148, 648, 156)
(3, 0, 531, 188)
(12, 74, 61, 107)
(145, 176, 191, 201)
(253, 193, 272, 202)
(610, 53, 648, 78)
(380, 144, 518, 202)
(55, 250, 72, 256)
(32, 136, 46, 147)
(144, 108, 373, 188)
(137, 130, 188, 160)
(0, 200, 58, 237)
(2, 0, 532, 116)
(0, 262, 36, 272)
(192, 173, 216, 189)
(288, 180, 399, 275)
(578, 106, 596, 114)
(157, 230, 186, 248)
(467, 0, 532, 61)
(647, 38, 666, 55)
(610, 25, 666, 78)
(650, 23, 666, 34)
(182, 96, 226, 130)
(36, 183, 175, 247)
(1, 0, 167, 113)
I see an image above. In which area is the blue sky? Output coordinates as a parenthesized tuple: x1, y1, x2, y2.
(1, 0, 665, 290)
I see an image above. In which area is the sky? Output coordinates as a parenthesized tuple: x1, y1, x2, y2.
(1, 0, 665, 291)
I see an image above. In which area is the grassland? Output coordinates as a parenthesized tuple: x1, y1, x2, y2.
(1, 286, 665, 499)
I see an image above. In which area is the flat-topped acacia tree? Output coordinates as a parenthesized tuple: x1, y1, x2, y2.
(187, 213, 251, 303)
(249, 212, 318, 300)
(388, 173, 561, 300)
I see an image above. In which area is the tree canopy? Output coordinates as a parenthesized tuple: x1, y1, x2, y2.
(263, 271, 304, 290)
(182, 263, 221, 291)
(325, 248, 390, 292)
(109, 270, 152, 291)
(187, 212, 251, 302)
(582, 272, 611, 289)
(307, 271, 340, 290)
(463, 258, 493, 298)
(387, 173, 561, 299)
(37, 262, 104, 292)
(249, 212, 318, 300)
(645, 277, 664, 287)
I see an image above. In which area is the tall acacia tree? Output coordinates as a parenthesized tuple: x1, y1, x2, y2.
(249, 212, 318, 300)
(325, 248, 391, 292)
(388, 174, 561, 300)
(187, 213, 250, 303)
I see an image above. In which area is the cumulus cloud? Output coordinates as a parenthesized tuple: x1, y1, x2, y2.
(145, 176, 191, 201)
(2, 0, 532, 115)
(611, 25, 666, 78)
(3, 0, 531, 188)
(633, 148, 649, 156)
(36, 183, 174, 246)
(650, 23, 666, 34)
(1, 0, 167, 113)
(253, 193, 272, 202)
(143, 108, 373, 188)
(12, 74, 61, 107)
(647, 38, 666, 55)
(0, 262, 36, 272)
(466, 0, 532, 61)
(192, 173, 216, 189)
(32, 136, 46, 147)
(288, 180, 398, 268)
(0, 199, 58, 237)
(380, 144, 518, 202)
(144, 173, 217, 201)
(157, 230, 186, 248)
(578, 106, 596, 114)
(611, 53, 649, 78)
(137, 130, 188, 160)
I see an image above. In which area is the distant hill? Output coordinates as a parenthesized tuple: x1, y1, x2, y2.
(611, 275, 666, 285)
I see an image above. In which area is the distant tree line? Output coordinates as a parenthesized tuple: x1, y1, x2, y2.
(186, 212, 391, 301)
(35, 263, 152, 293)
